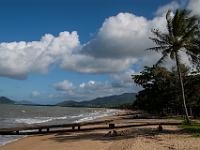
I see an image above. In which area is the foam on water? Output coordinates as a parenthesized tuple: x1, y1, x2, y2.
(12, 109, 118, 125)
(14, 116, 69, 124)
(75, 109, 118, 123)
(0, 107, 119, 147)
(15, 118, 54, 124)
(0, 135, 26, 146)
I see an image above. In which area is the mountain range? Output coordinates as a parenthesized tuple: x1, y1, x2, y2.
(57, 93, 136, 108)
(0, 93, 136, 108)
(0, 96, 35, 105)
(0, 96, 15, 104)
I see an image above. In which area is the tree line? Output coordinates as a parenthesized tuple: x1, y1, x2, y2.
(132, 65, 200, 117)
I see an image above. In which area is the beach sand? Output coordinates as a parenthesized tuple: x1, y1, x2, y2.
(1, 112, 200, 150)
(1, 126, 200, 150)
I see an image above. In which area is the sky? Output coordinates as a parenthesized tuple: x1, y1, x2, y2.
(0, 0, 199, 104)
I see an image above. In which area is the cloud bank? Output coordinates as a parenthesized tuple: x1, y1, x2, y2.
(1, 0, 199, 80)
(51, 70, 140, 101)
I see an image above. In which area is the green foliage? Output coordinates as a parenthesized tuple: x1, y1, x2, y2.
(147, 9, 200, 123)
(181, 122, 200, 137)
(133, 66, 179, 114)
(132, 65, 200, 116)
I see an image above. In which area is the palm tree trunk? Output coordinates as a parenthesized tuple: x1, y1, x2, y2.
(175, 52, 190, 124)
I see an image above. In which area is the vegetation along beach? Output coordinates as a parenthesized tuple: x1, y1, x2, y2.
(1, 0, 200, 150)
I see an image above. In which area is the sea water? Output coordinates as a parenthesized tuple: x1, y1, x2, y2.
(0, 104, 118, 146)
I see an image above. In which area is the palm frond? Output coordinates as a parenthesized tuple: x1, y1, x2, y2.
(150, 29, 169, 42)
(170, 51, 175, 59)
(149, 9, 200, 67)
(149, 37, 168, 46)
(155, 51, 169, 66)
(186, 51, 199, 64)
(166, 10, 173, 38)
(181, 26, 198, 43)
(147, 46, 171, 52)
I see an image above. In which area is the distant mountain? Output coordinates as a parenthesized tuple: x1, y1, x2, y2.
(57, 93, 136, 108)
(15, 100, 36, 105)
(0, 96, 37, 105)
(0, 96, 15, 104)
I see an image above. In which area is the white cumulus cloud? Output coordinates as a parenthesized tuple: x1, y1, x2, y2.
(37, 0, 200, 102)
(79, 12, 167, 71)
(155, 1, 180, 16)
(0, 0, 199, 81)
(52, 74, 138, 101)
(187, 0, 200, 15)
(53, 80, 74, 91)
(0, 31, 80, 79)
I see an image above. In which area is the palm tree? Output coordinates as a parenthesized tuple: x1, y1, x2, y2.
(148, 9, 200, 124)
(192, 24, 200, 72)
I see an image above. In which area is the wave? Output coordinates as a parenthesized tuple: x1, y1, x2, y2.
(13, 109, 118, 125)
(14, 116, 69, 125)
(0, 135, 26, 146)
(75, 109, 118, 123)
(15, 118, 53, 124)
(0, 109, 119, 147)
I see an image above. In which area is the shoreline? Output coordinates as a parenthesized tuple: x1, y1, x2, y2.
(0, 108, 127, 147)
(0, 135, 27, 147)
(1, 111, 200, 150)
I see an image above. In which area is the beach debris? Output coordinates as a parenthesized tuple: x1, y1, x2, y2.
(104, 130, 118, 137)
(104, 129, 136, 137)
(157, 124, 163, 131)
(109, 123, 115, 129)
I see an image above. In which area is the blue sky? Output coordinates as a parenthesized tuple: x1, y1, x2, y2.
(0, 0, 198, 104)
(0, 0, 170, 42)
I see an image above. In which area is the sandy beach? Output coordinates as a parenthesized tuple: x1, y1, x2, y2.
(1, 126, 200, 150)
(1, 112, 200, 150)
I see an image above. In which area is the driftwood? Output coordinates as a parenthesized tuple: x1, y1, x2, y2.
(0, 119, 113, 135)
(0, 121, 181, 135)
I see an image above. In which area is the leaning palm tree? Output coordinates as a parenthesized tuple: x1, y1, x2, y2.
(148, 9, 200, 124)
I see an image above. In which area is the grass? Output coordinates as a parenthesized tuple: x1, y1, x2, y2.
(181, 121, 200, 137)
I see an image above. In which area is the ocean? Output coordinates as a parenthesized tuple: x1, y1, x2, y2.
(0, 104, 118, 146)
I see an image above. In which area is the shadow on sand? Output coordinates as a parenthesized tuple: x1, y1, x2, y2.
(47, 127, 184, 143)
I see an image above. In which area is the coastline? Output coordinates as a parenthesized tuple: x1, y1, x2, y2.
(0, 135, 27, 147)
(1, 111, 200, 150)
(0, 108, 125, 147)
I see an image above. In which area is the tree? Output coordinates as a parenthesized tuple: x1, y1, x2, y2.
(148, 9, 200, 124)
(132, 65, 200, 117)
(190, 21, 200, 72)
(196, 55, 200, 72)
(132, 66, 176, 115)
(195, 21, 200, 72)
(133, 66, 178, 114)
